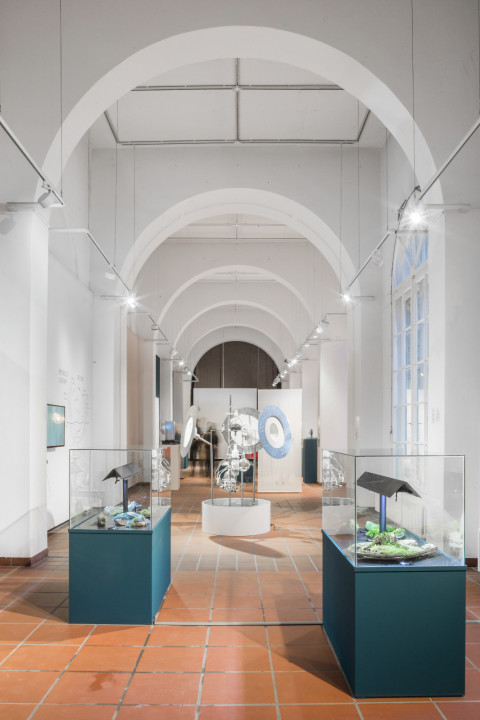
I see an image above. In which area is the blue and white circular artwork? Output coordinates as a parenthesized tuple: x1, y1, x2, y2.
(258, 405, 291, 459)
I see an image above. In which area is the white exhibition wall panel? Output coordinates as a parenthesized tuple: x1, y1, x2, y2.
(258, 389, 302, 493)
(46, 255, 93, 530)
(193, 388, 257, 458)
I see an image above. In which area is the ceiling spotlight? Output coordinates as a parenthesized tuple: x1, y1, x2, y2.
(105, 267, 116, 280)
(315, 324, 324, 334)
(178, 359, 185, 367)
(320, 316, 330, 326)
(280, 371, 286, 378)
(371, 250, 384, 268)
(126, 295, 137, 309)
(409, 207, 424, 226)
(340, 291, 352, 304)
(37, 184, 57, 209)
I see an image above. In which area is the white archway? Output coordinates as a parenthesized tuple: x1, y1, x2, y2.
(174, 303, 297, 353)
(124, 188, 355, 289)
(156, 264, 313, 328)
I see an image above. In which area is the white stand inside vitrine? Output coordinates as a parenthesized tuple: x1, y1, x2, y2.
(202, 498, 271, 536)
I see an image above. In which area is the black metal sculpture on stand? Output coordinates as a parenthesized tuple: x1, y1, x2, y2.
(357, 471, 421, 531)
(102, 462, 142, 512)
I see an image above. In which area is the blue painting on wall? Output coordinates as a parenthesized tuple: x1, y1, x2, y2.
(47, 404, 65, 448)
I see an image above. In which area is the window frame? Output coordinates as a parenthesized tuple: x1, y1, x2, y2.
(392, 231, 429, 454)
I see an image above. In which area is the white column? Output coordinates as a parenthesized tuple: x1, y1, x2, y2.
(159, 359, 173, 426)
(0, 212, 48, 561)
(443, 209, 480, 558)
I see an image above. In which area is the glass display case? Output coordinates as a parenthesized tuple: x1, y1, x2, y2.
(69, 447, 171, 624)
(321, 449, 466, 698)
(322, 449, 464, 567)
(69, 448, 171, 532)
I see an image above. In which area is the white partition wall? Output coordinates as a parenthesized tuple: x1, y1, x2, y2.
(258, 389, 302, 493)
(193, 388, 257, 458)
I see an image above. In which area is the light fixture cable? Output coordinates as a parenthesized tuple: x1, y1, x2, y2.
(357, 99, 361, 270)
(339, 144, 343, 294)
(411, 0, 417, 190)
(59, 0, 63, 196)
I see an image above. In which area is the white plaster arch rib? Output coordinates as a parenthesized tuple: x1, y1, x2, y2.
(137, 245, 336, 328)
(158, 279, 313, 342)
(125, 189, 353, 291)
(44, 25, 437, 194)
(189, 328, 284, 372)
(176, 306, 296, 361)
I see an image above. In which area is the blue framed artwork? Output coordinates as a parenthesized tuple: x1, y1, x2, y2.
(47, 404, 65, 448)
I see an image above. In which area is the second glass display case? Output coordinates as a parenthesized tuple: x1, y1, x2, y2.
(321, 449, 466, 697)
(322, 450, 464, 567)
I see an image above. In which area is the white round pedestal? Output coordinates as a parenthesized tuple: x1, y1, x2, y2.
(202, 498, 271, 536)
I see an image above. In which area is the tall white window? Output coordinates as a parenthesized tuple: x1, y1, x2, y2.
(392, 231, 428, 453)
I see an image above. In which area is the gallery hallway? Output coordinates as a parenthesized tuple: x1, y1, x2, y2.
(0, 474, 479, 719)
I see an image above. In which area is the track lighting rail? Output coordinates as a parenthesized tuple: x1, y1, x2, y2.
(0, 114, 64, 207)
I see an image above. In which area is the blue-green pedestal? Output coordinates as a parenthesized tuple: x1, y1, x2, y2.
(322, 530, 465, 697)
(302, 438, 318, 483)
(69, 508, 171, 625)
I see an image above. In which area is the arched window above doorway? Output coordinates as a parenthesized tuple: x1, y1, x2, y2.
(392, 229, 429, 454)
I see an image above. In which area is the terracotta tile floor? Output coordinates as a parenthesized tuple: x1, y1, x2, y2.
(0, 470, 479, 718)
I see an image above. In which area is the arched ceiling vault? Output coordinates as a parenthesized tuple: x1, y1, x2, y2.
(175, 306, 297, 361)
(160, 278, 312, 346)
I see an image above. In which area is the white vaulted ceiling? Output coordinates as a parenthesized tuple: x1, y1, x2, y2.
(89, 58, 386, 149)
(87, 57, 379, 369)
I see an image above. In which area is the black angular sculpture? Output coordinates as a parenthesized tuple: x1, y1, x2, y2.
(102, 462, 142, 512)
(357, 471, 421, 532)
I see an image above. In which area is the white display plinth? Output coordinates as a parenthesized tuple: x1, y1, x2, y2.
(202, 498, 271, 536)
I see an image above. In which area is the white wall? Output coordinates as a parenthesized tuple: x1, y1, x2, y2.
(319, 342, 348, 474)
(302, 359, 319, 438)
(127, 328, 140, 446)
(46, 255, 93, 529)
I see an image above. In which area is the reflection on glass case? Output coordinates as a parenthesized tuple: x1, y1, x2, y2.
(322, 450, 464, 568)
(70, 448, 171, 532)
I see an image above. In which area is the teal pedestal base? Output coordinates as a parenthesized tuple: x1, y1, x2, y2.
(69, 508, 171, 625)
(302, 438, 318, 483)
(322, 530, 466, 697)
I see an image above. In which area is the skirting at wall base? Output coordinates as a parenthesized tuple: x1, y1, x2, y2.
(0, 548, 49, 567)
